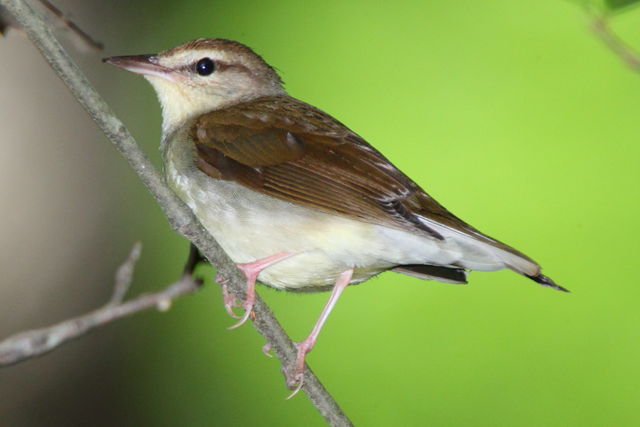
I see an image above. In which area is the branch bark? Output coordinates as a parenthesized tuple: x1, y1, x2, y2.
(0, 0, 352, 425)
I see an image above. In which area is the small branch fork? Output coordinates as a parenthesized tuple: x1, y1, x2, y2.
(0, 243, 202, 366)
(0, 0, 352, 425)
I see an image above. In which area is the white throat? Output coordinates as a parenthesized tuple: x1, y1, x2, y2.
(145, 76, 228, 139)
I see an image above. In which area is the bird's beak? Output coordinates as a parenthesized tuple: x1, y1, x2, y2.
(103, 54, 178, 82)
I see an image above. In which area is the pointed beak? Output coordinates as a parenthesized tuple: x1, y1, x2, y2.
(103, 54, 177, 82)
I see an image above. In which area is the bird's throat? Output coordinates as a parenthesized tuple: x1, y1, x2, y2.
(145, 76, 227, 139)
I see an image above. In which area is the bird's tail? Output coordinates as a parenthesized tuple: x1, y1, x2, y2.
(524, 272, 569, 292)
(489, 243, 569, 292)
(448, 230, 570, 292)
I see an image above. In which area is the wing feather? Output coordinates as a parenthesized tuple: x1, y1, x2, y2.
(192, 95, 536, 267)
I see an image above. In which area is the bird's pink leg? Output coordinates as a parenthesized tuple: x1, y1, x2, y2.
(225, 251, 294, 330)
(286, 268, 354, 399)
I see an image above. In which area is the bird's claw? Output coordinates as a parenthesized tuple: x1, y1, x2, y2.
(285, 372, 304, 400)
(220, 282, 242, 319)
(282, 340, 311, 399)
(227, 304, 252, 330)
(262, 343, 273, 358)
(218, 275, 254, 328)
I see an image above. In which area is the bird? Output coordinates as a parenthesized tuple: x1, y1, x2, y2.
(104, 38, 566, 395)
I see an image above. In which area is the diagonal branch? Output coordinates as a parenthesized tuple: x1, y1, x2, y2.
(0, 0, 102, 50)
(0, 243, 202, 366)
(37, 0, 103, 51)
(587, 5, 640, 72)
(0, 0, 352, 425)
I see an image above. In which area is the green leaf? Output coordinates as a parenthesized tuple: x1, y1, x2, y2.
(605, 0, 640, 11)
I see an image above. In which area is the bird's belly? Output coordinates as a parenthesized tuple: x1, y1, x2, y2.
(163, 139, 459, 290)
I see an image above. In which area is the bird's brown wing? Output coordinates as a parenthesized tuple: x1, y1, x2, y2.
(192, 95, 528, 257)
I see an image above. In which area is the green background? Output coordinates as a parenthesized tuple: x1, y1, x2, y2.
(20, 0, 640, 426)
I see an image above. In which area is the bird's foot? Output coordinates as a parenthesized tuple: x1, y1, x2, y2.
(215, 273, 241, 318)
(218, 251, 293, 329)
(262, 342, 273, 358)
(218, 280, 242, 319)
(284, 339, 315, 399)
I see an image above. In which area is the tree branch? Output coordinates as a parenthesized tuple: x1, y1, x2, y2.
(587, 6, 640, 72)
(0, 0, 352, 425)
(0, 243, 202, 366)
(109, 241, 142, 305)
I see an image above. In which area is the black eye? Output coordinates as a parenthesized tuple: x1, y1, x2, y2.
(196, 57, 215, 76)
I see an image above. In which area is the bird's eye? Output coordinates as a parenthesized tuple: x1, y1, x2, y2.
(195, 57, 215, 76)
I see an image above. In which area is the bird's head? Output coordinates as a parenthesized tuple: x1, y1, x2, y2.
(104, 38, 284, 135)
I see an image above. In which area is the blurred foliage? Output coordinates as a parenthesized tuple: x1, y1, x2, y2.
(97, 0, 640, 426)
(605, 0, 640, 11)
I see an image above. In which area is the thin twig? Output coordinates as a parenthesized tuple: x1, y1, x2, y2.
(0, 277, 200, 366)
(0, 244, 201, 366)
(588, 6, 640, 72)
(109, 241, 141, 305)
(0, 0, 103, 50)
(0, 278, 200, 366)
(0, 0, 352, 425)
(37, 0, 103, 51)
